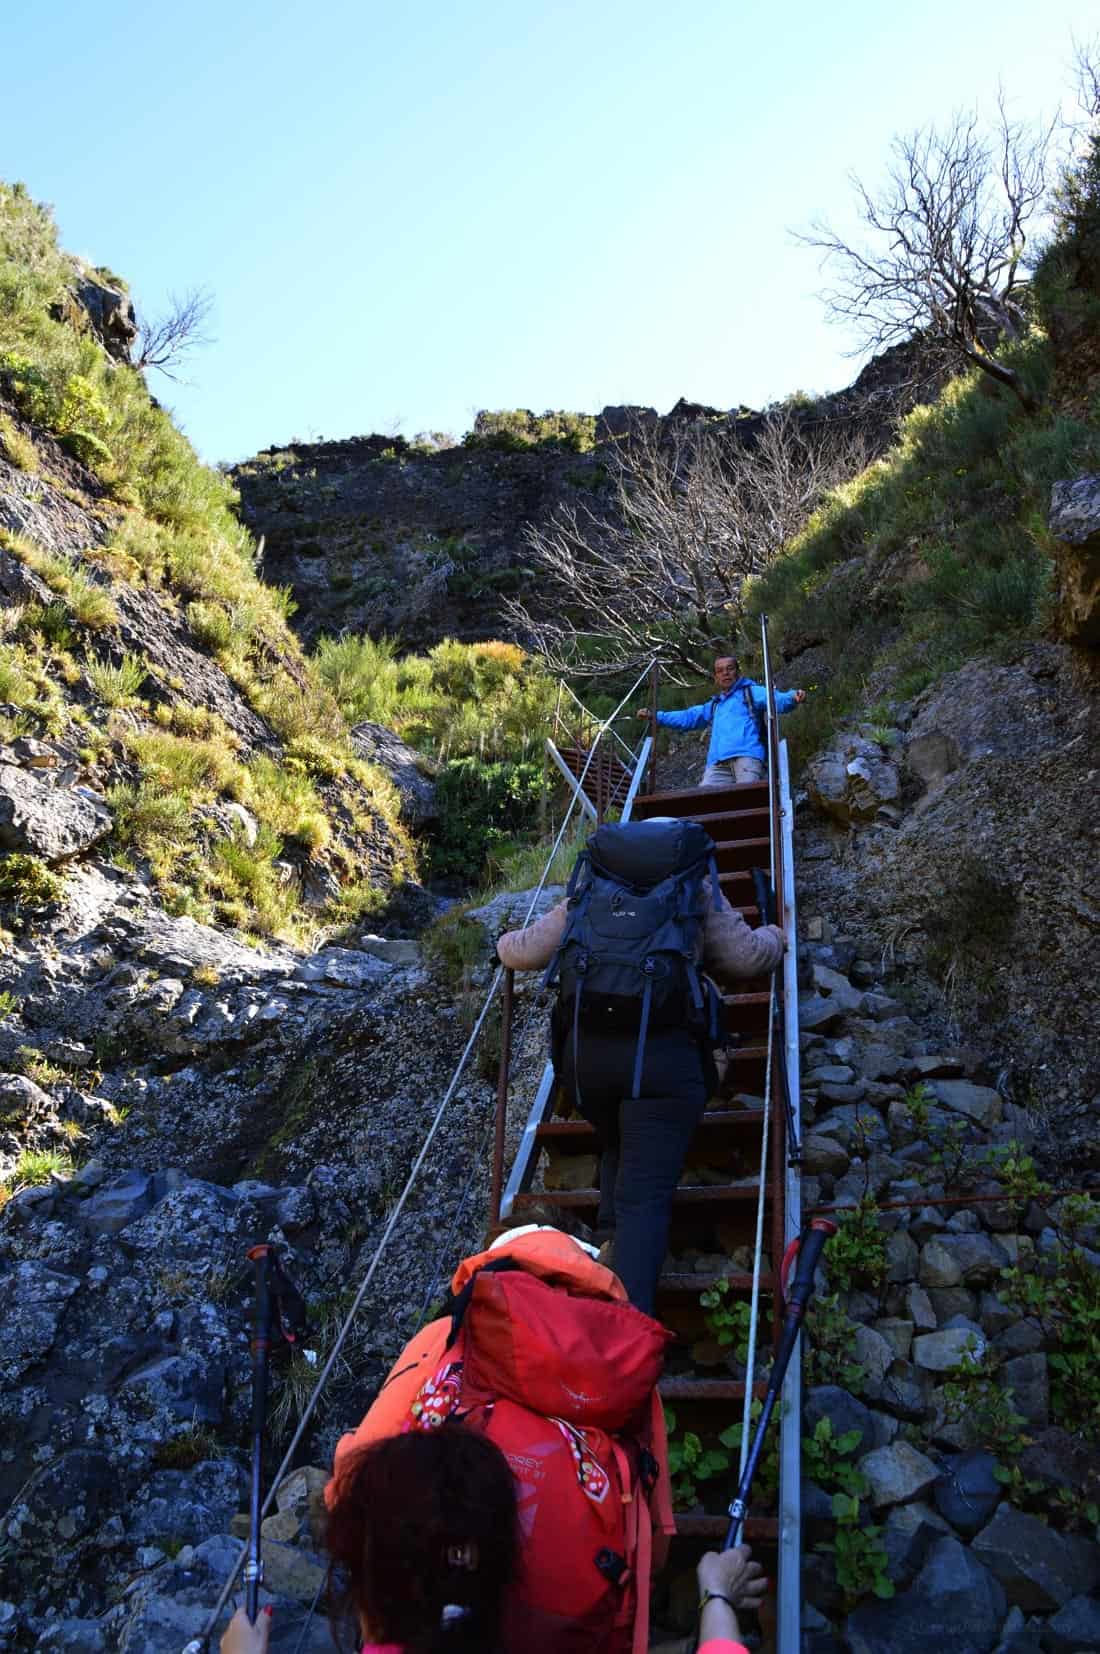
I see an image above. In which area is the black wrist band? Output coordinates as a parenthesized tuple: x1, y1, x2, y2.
(698, 1589, 738, 1614)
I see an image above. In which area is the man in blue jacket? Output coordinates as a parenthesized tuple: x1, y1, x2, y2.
(641, 654, 805, 787)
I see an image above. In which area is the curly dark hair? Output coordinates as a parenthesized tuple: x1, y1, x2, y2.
(325, 1423, 520, 1654)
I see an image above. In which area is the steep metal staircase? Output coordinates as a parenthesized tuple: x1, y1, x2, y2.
(491, 623, 804, 1649)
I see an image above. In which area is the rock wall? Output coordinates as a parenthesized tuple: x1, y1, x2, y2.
(794, 929, 1100, 1652)
(798, 642, 1098, 1135)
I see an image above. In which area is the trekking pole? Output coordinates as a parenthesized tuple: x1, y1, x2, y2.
(244, 1244, 276, 1622)
(751, 867, 801, 1165)
(723, 1217, 836, 1549)
(243, 1244, 308, 1622)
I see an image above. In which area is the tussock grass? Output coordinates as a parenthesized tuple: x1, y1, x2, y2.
(0, 411, 37, 471)
(86, 651, 144, 707)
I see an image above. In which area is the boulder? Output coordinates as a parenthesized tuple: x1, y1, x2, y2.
(0, 1071, 53, 1124)
(82, 1169, 158, 1236)
(852, 1324, 894, 1386)
(846, 1536, 1006, 1653)
(913, 1326, 987, 1372)
(858, 1440, 940, 1508)
(919, 1239, 964, 1289)
(804, 1385, 877, 1454)
(805, 734, 902, 825)
(68, 266, 138, 361)
(971, 1503, 1100, 1613)
(350, 721, 438, 824)
(1043, 1595, 1100, 1652)
(905, 1284, 937, 1330)
(127, 1461, 244, 1547)
(0, 1260, 81, 1384)
(1001, 1353, 1048, 1429)
(928, 1232, 1010, 1285)
(801, 1132, 851, 1177)
(886, 1230, 919, 1284)
(1017, 1428, 1100, 1499)
(882, 1500, 952, 1587)
(1049, 474, 1100, 646)
(0, 766, 111, 860)
(928, 1079, 1003, 1128)
(119, 1353, 225, 1425)
(933, 1450, 1002, 1537)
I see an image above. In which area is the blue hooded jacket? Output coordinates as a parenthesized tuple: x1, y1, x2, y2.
(655, 676, 800, 764)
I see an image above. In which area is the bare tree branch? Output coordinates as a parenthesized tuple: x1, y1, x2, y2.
(798, 102, 1056, 411)
(504, 410, 868, 683)
(134, 286, 215, 382)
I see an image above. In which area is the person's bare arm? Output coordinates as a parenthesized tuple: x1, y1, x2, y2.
(496, 900, 568, 972)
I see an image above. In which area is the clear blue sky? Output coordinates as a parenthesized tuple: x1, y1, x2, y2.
(0, 0, 1085, 463)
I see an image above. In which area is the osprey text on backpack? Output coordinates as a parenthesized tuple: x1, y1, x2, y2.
(543, 819, 728, 1101)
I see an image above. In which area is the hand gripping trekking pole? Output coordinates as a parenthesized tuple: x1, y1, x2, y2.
(723, 1218, 836, 1549)
(751, 866, 800, 1166)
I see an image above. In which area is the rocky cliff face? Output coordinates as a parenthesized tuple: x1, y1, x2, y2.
(233, 340, 940, 653)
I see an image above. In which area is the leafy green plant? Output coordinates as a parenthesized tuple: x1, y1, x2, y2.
(999, 1193, 1100, 1439)
(941, 1340, 1029, 1459)
(663, 1403, 771, 1513)
(821, 1495, 894, 1608)
(803, 1416, 868, 1495)
(699, 1277, 752, 1363)
(804, 1292, 867, 1393)
(826, 1197, 888, 1295)
(0, 990, 19, 1018)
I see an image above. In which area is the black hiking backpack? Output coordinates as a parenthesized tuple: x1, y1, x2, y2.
(543, 819, 728, 1100)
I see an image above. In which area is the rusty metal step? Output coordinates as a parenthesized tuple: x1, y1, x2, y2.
(634, 782, 769, 816)
(512, 1183, 770, 1214)
(713, 836, 771, 874)
(659, 1377, 765, 1401)
(675, 1514, 779, 1540)
(535, 1109, 768, 1147)
(658, 1272, 774, 1298)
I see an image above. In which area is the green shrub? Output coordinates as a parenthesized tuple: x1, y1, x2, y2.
(431, 755, 549, 882)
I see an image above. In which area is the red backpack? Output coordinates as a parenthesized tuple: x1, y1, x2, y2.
(402, 1258, 673, 1654)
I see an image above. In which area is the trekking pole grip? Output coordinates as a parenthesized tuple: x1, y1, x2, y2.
(785, 1218, 836, 1320)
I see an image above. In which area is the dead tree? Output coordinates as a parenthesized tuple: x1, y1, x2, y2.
(799, 97, 1055, 412)
(504, 409, 868, 685)
(134, 287, 214, 381)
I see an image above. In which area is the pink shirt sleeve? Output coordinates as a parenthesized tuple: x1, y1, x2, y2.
(698, 1641, 749, 1654)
